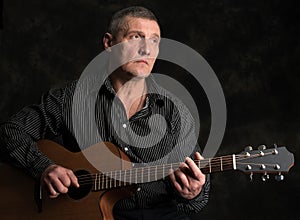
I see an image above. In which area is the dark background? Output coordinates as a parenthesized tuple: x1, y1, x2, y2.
(0, 0, 299, 219)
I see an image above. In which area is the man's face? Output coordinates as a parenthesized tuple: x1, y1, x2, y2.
(109, 17, 161, 79)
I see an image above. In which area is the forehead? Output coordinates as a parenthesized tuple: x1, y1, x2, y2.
(121, 16, 161, 36)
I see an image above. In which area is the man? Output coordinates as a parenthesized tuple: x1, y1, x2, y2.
(0, 6, 209, 219)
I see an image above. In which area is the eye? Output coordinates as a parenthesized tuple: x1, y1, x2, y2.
(150, 37, 160, 44)
(130, 34, 141, 40)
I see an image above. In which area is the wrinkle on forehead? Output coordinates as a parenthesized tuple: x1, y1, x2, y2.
(117, 16, 160, 38)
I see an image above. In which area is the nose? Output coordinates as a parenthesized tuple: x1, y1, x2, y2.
(138, 38, 150, 56)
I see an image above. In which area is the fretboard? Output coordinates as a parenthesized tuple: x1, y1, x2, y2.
(91, 154, 236, 191)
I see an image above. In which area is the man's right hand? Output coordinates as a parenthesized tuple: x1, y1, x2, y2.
(41, 164, 79, 198)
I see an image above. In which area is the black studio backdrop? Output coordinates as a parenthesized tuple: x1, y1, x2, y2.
(0, 0, 299, 219)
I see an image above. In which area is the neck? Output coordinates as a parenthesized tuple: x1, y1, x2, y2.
(110, 71, 147, 118)
(91, 154, 237, 191)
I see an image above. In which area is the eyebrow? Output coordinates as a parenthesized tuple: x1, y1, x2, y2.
(125, 30, 160, 38)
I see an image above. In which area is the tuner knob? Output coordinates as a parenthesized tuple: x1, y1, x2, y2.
(274, 164, 280, 170)
(275, 174, 284, 181)
(260, 164, 266, 170)
(272, 149, 278, 155)
(261, 174, 269, 181)
(246, 165, 252, 170)
(258, 145, 266, 150)
(244, 146, 253, 151)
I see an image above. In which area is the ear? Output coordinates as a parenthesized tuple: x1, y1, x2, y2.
(103, 33, 113, 52)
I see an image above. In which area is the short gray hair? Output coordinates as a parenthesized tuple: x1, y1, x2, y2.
(108, 6, 159, 37)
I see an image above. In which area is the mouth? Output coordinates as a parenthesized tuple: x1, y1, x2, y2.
(135, 59, 149, 65)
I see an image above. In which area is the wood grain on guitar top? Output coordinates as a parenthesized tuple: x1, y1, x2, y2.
(0, 140, 135, 220)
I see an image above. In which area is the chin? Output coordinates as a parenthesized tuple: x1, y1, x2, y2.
(127, 67, 152, 78)
(132, 71, 151, 79)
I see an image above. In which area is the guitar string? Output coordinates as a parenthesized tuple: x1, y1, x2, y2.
(71, 153, 274, 188)
(75, 155, 237, 182)
(73, 153, 272, 184)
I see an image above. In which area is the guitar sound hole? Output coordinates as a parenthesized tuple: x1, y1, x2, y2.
(68, 170, 92, 200)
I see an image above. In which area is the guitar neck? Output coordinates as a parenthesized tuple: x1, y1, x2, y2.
(92, 155, 236, 191)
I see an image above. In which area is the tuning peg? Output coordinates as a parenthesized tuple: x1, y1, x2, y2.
(260, 164, 266, 170)
(244, 146, 253, 152)
(275, 173, 284, 181)
(258, 145, 266, 151)
(261, 173, 269, 181)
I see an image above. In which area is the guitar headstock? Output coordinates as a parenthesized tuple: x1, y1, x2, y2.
(236, 144, 294, 181)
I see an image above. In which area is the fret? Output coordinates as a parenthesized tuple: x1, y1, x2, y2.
(141, 167, 144, 183)
(135, 167, 137, 184)
(109, 171, 112, 189)
(129, 169, 132, 184)
(94, 173, 97, 191)
(155, 166, 157, 181)
(209, 158, 212, 173)
(211, 157, 223, 173)
(124, 170, 127, 186)
(104, 173, 107, 190)
(101, 173, 105, 189)
(232, 154, 236, 170)
(150, 166, 155, 181)
(118, 170, 123, 186)
(220, 157, 223, 171)
(147, 167, 150, 182)
(98, 173, 101, 190)
(114, 170, 117, 188)
(104, 173, 107, 189)
(99, 173, 102, 190)
(105, 173, 110, 189)
(162, 165, 165, 180)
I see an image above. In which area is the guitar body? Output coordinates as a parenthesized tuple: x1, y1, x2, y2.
(0, 140, 134, 220)
(0, 140, 294, 219)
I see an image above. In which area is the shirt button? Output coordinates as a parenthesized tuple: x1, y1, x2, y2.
(124, 147, 129, 152)
(122, 123, 127, 128)
(137, 187, 141, 192)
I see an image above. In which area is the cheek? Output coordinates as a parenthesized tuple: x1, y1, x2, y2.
(122, 43, 140, 60)
(148, 58, 157, 68)
(119, 50, 136, 64)
(112, 46, 138, 65)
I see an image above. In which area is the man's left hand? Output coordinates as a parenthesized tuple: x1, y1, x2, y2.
(169, 152, 206, 200)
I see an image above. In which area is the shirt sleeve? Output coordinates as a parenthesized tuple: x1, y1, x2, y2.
(175, 167, 210, 215)
(167, 144, 210, 215)
(166, 96, 210, 214)
(0, 87, 65, 179)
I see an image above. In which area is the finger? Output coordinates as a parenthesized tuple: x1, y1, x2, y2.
(174, 165, 190, 188)
(169, 169, 184, 192)
(186, 157, 205, 182)
(59, 174, 72, 188)
(50, 177, 69, 194)
(44, 179, 58, 197)
(67, 170, 80, 188)
(194, 152, 204, 160)
(49, 191, 60, 199)
(43, 178, 61, 198)
(169, 169, 177, 186)
(185, 157, 200, 175)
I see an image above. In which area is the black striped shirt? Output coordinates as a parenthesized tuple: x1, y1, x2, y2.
(0, 75, 210, 215)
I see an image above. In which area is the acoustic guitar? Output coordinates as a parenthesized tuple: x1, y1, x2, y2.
(0, 140, 294, 219)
